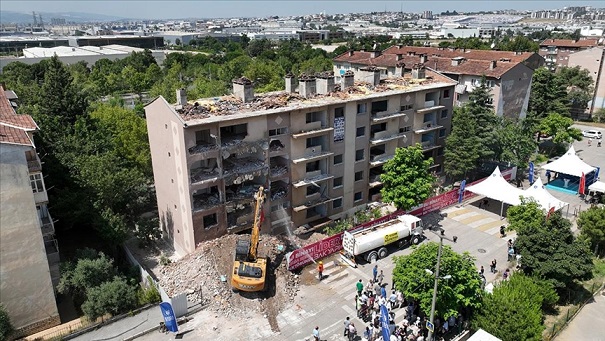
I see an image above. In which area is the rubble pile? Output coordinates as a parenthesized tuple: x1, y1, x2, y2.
(156, 234, 305, 319)
(190, 166, 219, 183)
(188, 143, 218, 155)
(192, 192, 221, 210)
(270, 165, 288, 178)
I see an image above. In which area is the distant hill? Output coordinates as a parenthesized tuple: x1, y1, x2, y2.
(0, 11, 126, 24)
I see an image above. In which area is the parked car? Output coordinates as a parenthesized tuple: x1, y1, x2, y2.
(582, 130, 602, 139)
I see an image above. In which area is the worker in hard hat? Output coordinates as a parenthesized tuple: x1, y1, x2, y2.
(317, 261, 324, 281)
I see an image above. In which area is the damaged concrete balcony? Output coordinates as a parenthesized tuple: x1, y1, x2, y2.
(190, 158, 219, 184)
(269, 156, 289, 179)
(293, 197, 335, 213)
(269, 138, 286, 153)
(414, 121, 443, 134)
(370, 153, 395, 166)
(421, 139, 440, 151)
(26, 150, 42, 173)
(192, 185, 222, 212)
(188, 143, 218, 155)
(225, 182, 262, 203)
(292, 173, 334, 188)
(291, 126, 334, 139)
(222, 156, 268, 185)
(226, 201, 254, 232)
(416, 99, 445, 114)
(270, 180, 289, 201)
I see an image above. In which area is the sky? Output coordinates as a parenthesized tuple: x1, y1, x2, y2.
(2, 1, 603, 20)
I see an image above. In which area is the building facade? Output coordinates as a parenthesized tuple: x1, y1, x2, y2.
(145, 70, 455, 255)
(0, 87, 60, 336)
(539, 38, 601, 70)
(333, 45, 544, 119)
(567, 47, 605, 115)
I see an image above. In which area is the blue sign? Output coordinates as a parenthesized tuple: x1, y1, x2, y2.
(596, 167, 600, 180)
(458, 179, 466, 204)
(529, 162, 535, 184)
(159, 302, 179, 333)
(426, 321, 434, 333)
(380, 304, 390, 341)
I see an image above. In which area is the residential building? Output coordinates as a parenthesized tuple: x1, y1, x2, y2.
(145, 69, 456, 256)
(539, 38, 601, 70)
(568, 47, 605, 115)
(333, 45, 544, 119)
(0, 87, 60, 336)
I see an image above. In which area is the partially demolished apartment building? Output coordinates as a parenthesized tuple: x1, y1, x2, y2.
(145, 66, 456, 255)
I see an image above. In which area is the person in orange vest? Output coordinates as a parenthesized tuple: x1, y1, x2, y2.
(318, 261, 324, 281)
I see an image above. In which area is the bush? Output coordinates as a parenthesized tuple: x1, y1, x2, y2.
(137, 277, 161, 305)
(0, 305, 14, 341)
(81, 277, 138, 320)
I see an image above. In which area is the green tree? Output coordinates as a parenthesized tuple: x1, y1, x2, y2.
(81, 277, 138, 320)
(593, 108, 605, 123)
(578, 206, 605, 255)
(467, 76, 497, 161)
(515, 210, 594, 292)
(492, 118, 537, 177)
(444, 108, 480, 180)
(538, 113, 582, 144)
(505, 198, 543, 234)
(472, 274, 557, 341)
(380, 144, 435, 210)
(134, 216, 162, 247)
(557, 66, 594, 116)
(57, 251, 117, 299)
(528, 68, 569, 120)
(392, 243, 483, 319)
(0, 304, 14, 341)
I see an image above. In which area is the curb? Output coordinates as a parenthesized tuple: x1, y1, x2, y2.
(123, 303, 208, 341)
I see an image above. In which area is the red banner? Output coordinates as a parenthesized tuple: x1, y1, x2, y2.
(285, 168, 515, 271)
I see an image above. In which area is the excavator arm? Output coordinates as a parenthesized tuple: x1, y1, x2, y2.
(248, 186, 265, 261)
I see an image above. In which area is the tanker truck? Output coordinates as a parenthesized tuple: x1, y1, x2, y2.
(341, 214, 423, 265)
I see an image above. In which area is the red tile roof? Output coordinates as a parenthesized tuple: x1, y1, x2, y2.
(0, 124, 33, 147)
(334, 47, 529, 78)
(539, 39, 599, 48)
(0, 86, 38, 131)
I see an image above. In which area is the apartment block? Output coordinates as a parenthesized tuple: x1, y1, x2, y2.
(0, 87, 60, 336)
(539, 38, 601, 70)
(333, 45, 544, 119)
(145, 69, 456, 256)
(568, 47, 605, 115)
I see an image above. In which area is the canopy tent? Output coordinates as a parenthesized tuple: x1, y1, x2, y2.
(542, 146, 596, 177)
(466, 167, 524, 206)
(588, 181, 605, 194)
(522, 178, 568, 211)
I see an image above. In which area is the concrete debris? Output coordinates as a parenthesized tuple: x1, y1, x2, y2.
(191, 167, 219, 183)
(223, 157, 268, 184)
(156, 234, 307, 321)
(193, 193, 220, 210)
(270, 165, 288, 178)
(270, 185, 288, 201)
(189, 143, 218, 155)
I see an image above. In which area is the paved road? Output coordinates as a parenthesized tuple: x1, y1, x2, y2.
(555, 291, 605, 341)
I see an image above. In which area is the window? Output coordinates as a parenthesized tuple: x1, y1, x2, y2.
(335, 107, 344, 118)
(400, 104, 413, 111)
(307, 186, 320, 196)
(437, 147, 444, 156)
(333, 198, 343, 209)
(443, 89, 450, 98)
(371, 100, 388, 114)
(30, 173, 44, 193)
(203, 213, 218, 229)
(486, 80, 495, 87)
(306, 136, 322, 148)
(356, 126, 365, 137)
(355, 171, 364, 182)
(440, 109, 448, 119)
(354, 191, 363, 202)
(486, 98, 494, 104)
(355, 149, 365, 161)
(306, 111, 321, 123)
(357, 103, 367, 114)
(269, 127, 288, 136)
(333, 177, 343, 188)
(306, 161, 320, 172)
(401, 126, 411, 133)
(333, 154, 343, 165)
(471, 78, 480, 86)
(438, 128, 446, 138)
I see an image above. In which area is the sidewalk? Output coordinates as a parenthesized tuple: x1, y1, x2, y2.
(68, 306, 162, 341)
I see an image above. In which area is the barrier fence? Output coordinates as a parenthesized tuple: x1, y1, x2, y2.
(286, 168, 515, 271)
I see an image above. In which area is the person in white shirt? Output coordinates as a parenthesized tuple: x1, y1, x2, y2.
(312, 326, 320, 341)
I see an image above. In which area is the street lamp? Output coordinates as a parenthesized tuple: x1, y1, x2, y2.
(425, 269, 452, 280)
(427, 230, 457, 341)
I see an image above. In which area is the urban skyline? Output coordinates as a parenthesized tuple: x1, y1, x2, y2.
(2, 0, 604, 20)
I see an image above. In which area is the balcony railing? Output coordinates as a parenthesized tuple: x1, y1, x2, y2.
(293, 197, 336, 212)
(292, 126, 333, 139)
(293, 173, 334, 188)
(370, 131, 407, 145)
(414, 123, 443, 134)
(369, 175, 383, 188)
(416, 103, 445, 114)
(371, 111, 407, 123)
(40, 216, 54, 236)
(370, 154, 394, 166)
(421, 141, 440, 151)
(292, 145, 333, 164)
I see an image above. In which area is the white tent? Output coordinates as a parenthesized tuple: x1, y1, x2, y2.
(522, 178, 568, 211)
(588, 181, 605, 194)
(468, 329, 502, 341)
(542, 145, 596, 177)
(466, 167, 524, 206)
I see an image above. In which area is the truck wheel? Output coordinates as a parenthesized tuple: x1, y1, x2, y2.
(378, 247, 388, 259)
(367, 251, 378, 263)
(411, 235, 421, 245)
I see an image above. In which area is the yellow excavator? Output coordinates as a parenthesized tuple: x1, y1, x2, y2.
(231, 186, 267, 292)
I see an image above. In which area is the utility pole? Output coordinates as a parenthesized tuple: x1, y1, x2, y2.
(427, 230, 457, 341)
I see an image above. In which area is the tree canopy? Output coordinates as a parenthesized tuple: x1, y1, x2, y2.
(472, 274, 557, 341)
(0, 305, 14, 341)
(578, 206, 605, 256)
(392, 242, 483, 319)
(380, 144, 435, 211)
(538, 113, 582, 144)
(81, 277, 138, 320)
